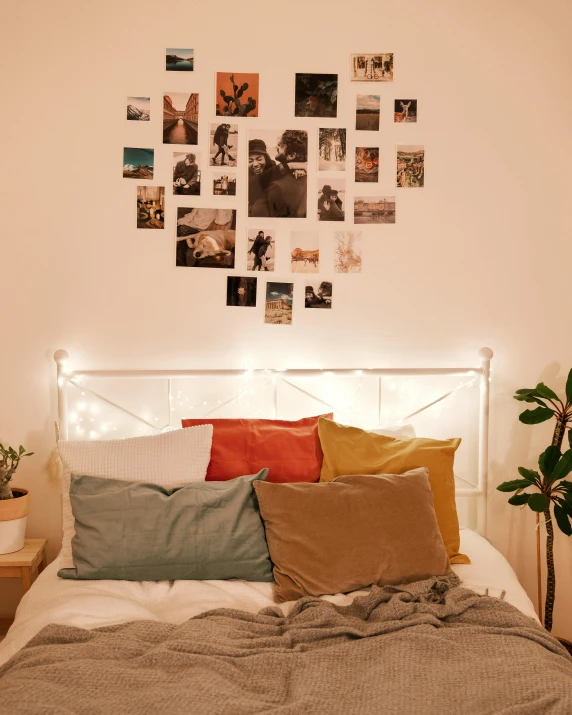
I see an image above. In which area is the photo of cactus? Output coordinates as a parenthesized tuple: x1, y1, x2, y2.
(216, 72, 259, 117)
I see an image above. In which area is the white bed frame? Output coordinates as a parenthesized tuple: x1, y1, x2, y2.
(53, 347, 493, 535)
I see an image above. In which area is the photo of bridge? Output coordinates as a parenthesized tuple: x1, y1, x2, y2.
(163, 93, 199, 145)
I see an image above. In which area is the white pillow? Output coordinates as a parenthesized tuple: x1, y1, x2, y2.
(58, 425, 213, 569)
(369, 423, 416, 439)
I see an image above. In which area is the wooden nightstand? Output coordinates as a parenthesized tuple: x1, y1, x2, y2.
(0, 539, 47, 639)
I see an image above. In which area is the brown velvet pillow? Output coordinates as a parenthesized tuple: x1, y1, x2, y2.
(253, 468, 452, 602)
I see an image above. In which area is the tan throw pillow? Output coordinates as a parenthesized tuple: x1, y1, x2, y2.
(318, 417, 468, 565)
(254, 468, 452, 603)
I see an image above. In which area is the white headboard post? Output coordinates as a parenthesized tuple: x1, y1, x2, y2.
(54, 349, 70, 441)
(477, 347, 493, 536)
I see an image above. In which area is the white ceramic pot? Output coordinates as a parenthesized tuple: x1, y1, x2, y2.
(0, 488, 29, 554)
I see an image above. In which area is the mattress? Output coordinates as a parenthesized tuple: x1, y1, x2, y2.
(0, 528, 537, 667)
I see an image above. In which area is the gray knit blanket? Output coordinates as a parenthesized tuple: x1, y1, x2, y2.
(1, 575, 571, 714)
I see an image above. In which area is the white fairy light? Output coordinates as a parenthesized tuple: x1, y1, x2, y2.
(68, 412, 78, 424)
(89, 431, 98, 440)
(77, 402, 86, 412)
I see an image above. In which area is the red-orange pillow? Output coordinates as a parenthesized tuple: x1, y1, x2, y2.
(181, 415, 332, 482)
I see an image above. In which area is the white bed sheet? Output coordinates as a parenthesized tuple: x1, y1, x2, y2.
(0, 528, 538, 667)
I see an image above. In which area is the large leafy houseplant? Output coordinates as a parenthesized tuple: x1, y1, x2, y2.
(0, 444, 33, 500)
(497, 373, 572, 632)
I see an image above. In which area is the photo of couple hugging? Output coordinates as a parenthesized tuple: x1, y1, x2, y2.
(248, 129, 308, 218)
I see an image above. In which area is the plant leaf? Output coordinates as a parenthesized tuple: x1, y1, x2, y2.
(549, 450, 572, 483)
(554, 504, 572, 536)
(566, 368, 572, 405)
(497, 479, 535, 492)
(508, 493, 530, 506)
(569, 429, 572, 451)
(536, 383, 559, 401)
(528, 493, 550, 512)
(556, 497, 572, 515)
(519, 407, 555, 424)
(514, 394, 546, 405)
(518, 467, 541, 484)
(538, 447, 561, 479)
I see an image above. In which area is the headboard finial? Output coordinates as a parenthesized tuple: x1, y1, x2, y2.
(54, 349, 69, 366)
(478, 347, 493, 362)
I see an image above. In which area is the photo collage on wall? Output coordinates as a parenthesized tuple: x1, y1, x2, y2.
(123, 48, 422, 324)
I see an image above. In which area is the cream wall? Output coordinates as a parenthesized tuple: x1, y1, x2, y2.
(1, 0, 572, 637)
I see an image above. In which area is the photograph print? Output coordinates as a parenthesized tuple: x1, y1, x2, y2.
(248, 129, 308, 218)
(334, 231, 362, 273)
(351, 53, 393, 82)
(265, 282, 293, 325)
(166, 48, 194, 71)
(355, 147, 379, 183)
(123, 147, 154, 179)
(216, 72, 259, 117)
(355, 95, 380, 131)
(295, 73, 338, 118)
(127, 96, 150, 121)
(213, 172, 236, 196)
(176, 207, 236, 268)
(318, 128, 346, 171)
(247, 229, 275, 272)
(209, 123, 238, 167)
(291, 231, 319, 273)
(172, 152, 200, 195)
(305, 281, 332, 309)
(395, 99, 417, 123)
(317, 180, 345, 222)
(227, 277, 257, 308)
(396, 145, 424, 187)
(163, 92, 199, 145)
(354, 196, 395, 224)
(137, 186, 165, 229)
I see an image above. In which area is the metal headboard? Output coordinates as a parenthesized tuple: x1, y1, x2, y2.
(54, 347, 493, 535)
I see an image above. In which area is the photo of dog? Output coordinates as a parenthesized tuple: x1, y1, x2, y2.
(175, 208, 236, 268)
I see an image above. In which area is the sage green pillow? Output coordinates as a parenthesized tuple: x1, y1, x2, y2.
(58, 469, 272, 582)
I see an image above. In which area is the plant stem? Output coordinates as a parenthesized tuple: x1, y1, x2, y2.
(536, 512, 543, 624)
(552, 417, 567, 452)
(544, 506, 555, 631)
(544, 414, 566, 632)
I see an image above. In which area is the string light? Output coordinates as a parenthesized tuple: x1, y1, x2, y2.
(62, 371, 483, 440)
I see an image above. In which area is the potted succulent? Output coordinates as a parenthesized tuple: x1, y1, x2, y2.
(0, 444, 34, 554)
(497, 374, 572, 650)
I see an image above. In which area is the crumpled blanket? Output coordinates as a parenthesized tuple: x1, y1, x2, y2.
(0, 574, 571, 715)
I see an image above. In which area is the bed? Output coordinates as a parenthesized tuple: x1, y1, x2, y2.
(0, 348, 571, 714)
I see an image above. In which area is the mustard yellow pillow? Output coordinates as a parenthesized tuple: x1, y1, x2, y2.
(318, 417, 468, 564)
